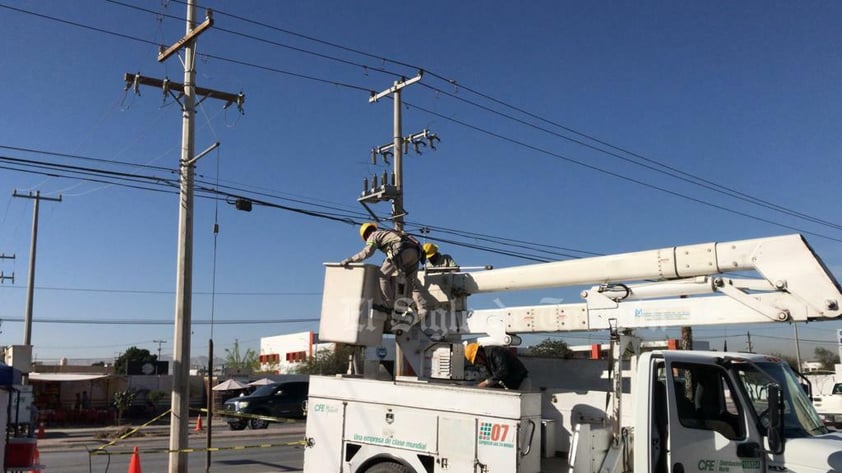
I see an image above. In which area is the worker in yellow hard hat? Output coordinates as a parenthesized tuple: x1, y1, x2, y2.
(423, 242, 457, 268)
(340, 223, 427, 318)
(465, 342, 531, 390)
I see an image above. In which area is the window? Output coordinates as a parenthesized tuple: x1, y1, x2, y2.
(671, 363, 745, 440)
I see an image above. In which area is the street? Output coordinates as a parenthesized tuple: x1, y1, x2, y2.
(37, 423, 305, 473)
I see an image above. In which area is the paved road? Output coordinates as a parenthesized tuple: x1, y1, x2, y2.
(36, 421, 306, 472)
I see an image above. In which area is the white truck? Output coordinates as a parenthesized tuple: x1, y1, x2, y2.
(303, 234, 842, 473)
(812, 382, 842, 427)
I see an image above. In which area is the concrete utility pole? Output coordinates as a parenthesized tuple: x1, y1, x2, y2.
(362, 73, 440, 377)
(12, 191, 61, 349)
(361, 73, 439, 232)
(123, 3, 243, 471)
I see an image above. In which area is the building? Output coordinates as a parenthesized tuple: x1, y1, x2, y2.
(259, 331, 395, 376)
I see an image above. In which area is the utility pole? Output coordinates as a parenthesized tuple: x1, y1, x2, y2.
(153, 339, 167, 372)
(12, 190, 61, 383)
(362, 73, 439, 377)
(361, 73, 439, 229)
(746, 331, 753, 352)
(123, 3, 243, 471)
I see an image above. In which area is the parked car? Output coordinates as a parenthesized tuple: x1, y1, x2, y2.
(222, 380, 309, 430)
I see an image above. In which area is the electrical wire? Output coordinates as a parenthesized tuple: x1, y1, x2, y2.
(6, 1, 841, 239)
(0, 317, 318, 325)
(0, 285, 319, 296)
(159, 0, 842, 233)
(401, 100, 842, 244)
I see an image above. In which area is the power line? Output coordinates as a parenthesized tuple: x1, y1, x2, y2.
(156, 0, 842, 234)
(0, 316, 318, 325)
(0, 149, 605, 261)
(0, 285, 319, 296)
(6, 2, 841, 241)
(402, 101, 842, 244)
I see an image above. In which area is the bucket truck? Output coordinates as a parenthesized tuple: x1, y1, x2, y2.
(303, 234, 842, 473)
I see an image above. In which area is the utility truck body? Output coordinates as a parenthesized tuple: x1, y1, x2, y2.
(303, 234, 842, 473)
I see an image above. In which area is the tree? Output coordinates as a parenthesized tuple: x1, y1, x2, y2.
(527, 338, 573, 358)
(114, 347, 157, 375)
(294, 345, 355, 375)
(224, 339, 258, 370)
(815, 346, 840, 371)
(113, 389, 137, 425)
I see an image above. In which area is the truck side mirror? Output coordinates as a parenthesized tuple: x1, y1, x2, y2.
(766, 383, 785, 455)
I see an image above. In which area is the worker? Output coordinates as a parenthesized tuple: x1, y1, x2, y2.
(464, 342, 531, 390)
(340, 222, 427, 318)
(423, 242, 457, 268)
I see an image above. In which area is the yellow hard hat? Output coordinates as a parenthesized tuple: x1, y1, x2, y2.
(464, 342, 480, 364)
(359, 222, 377, 241)
(423, 242, 439, 258)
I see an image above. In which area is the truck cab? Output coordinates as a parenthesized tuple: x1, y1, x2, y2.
(636, 351, 836, 473)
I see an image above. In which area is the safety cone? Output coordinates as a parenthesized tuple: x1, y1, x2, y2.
(28, 446, 40, 473)
(128, 446, 142, 473)
(36, 422, 45, 440)
(194, 414, 203, 432)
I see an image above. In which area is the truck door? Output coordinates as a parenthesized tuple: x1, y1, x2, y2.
(664, 361, 762, 473)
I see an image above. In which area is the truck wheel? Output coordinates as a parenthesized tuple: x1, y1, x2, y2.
(249, 417, 269, 429)
(228, 421, 247, 431)
(364, 462, 413, 473)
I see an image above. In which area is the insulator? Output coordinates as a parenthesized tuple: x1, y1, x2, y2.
(382, 171, 388, 187)
(373, 174, 378, 188)
(213, 223, 219, 234)
(363, 177, 369, 193)
(371, 149, 377, 165)
(391, 172, 396, 186)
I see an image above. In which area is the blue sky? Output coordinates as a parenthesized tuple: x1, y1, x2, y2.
(1, 0, 841, 365)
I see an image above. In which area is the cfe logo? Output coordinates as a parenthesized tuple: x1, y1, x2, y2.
(698, 460, 716, 471)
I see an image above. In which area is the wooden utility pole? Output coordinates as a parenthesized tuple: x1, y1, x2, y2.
(123, 3, 243, 471)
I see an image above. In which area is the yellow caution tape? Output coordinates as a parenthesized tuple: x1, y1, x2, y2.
(94, 409, 173, 452)
(89, 439, 306, 456)
(192, 407, 300, 424)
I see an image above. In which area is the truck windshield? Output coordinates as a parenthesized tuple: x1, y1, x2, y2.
(732, 360, 827, 438)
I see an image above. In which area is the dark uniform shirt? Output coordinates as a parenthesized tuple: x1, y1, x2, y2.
(483, 346, 529, 389)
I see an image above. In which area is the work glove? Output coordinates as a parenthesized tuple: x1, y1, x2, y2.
(339, 259, 350, 267)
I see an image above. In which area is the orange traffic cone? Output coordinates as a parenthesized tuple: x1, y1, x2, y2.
(128, 446, 142, 473)
(28, 446, 40, 473)
(36, 422, 45, 440)
(194, 414, 203, 432)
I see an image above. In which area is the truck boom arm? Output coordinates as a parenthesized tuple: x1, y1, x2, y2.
(418, 234, 842, 347)
(452, 234, 841, 319)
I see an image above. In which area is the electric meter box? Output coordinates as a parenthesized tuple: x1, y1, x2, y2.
(320, 263, 387, 346)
